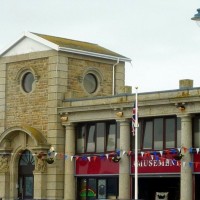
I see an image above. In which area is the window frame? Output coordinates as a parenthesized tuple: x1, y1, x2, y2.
(77, 177, 118, 200)
(76, 121, 119, 154)
(138, 116, 178, 151)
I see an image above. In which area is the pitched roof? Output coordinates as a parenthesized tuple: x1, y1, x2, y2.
(0, 32, 131, 62)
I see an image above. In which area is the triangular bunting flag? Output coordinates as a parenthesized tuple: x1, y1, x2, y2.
(93, 156, 97, 161)
(195, 162, 199, 168)
(183, 147, 188, 153)
(71, 156, 74, 161)
(197, 148, 200, 154)
(159, 151, 163, 157)
(189, 162, 193, 168)
(75, 156, 79, 161)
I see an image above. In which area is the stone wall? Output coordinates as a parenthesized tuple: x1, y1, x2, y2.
(67, 57, 113, 97)
(6, 58, 48, 137)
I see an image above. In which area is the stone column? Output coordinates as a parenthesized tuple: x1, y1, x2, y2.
(33, 153, 47, 199)
(179, 114, 192, 200)
(63, 122, 76, 200)
(118, 119, 131, 200)
(0, 155, 10, 200)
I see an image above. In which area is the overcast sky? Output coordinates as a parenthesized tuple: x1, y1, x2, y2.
(1, 0, 200, 93)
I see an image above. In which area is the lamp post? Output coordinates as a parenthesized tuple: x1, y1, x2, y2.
(191, 8, 200, 26)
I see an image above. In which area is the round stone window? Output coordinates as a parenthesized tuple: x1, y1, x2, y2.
(22, 72, 34, 93)
(83, 73, 98, 94)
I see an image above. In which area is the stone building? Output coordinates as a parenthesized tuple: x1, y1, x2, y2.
(0, 32, 200, 200)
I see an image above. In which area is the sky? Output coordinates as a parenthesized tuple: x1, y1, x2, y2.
(0, 0, 200, 93)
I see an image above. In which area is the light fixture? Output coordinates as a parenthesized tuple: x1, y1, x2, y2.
(191, 8, 200, 26)
(175, 103, 186, 111)
(116, 111, 123, 117)
(112, 155, 121, 163)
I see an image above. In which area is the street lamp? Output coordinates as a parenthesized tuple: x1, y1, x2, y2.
(191, 8, 200, 26)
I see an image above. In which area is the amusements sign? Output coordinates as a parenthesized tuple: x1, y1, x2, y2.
(193, 153, 200, 173)
(131, 154, 181, 174)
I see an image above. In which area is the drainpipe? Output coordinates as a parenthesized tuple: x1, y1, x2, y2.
(112, 58, 120, 95)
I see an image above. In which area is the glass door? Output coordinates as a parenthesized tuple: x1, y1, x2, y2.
(18, 150, 35, 199)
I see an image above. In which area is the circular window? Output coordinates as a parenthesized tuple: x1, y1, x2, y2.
(22, 72, 34, 93)
(83, 73, 98, 94)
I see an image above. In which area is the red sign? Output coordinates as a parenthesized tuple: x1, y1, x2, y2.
(193, 153, 200, 172)
(131, 155, 181, 174)
(76, 156, 119, 175)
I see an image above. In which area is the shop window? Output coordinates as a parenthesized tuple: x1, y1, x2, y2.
(96, 123, 105, 152)
(76, 121, 119, 154)
(133, 116, 178, 150)
(77, 177, 118, 200)
(77, 126, 85, 153)
(165, 118, 175, 148)
(193, 115, 200, 147)
(143, 121, 153, 149)
(86, 125, 96, 152)
(106, 124, 116, 151)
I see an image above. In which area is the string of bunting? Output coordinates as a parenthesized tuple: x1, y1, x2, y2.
(1, 146, 200, 167)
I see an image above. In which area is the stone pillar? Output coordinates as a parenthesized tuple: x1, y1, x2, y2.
(63, 122, 76, 200)
(179, 114, 192, 200)
(118, 119, 131, 200)
(33, 153, 47, 199)
(0, 155, 10, 200)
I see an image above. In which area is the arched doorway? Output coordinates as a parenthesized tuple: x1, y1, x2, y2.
(18, 150, 35, 199)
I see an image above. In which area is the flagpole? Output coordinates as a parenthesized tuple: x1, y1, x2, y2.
(134, 86, 138, 200)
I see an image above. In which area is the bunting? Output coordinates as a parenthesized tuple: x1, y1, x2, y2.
(1, 146, 200, 168)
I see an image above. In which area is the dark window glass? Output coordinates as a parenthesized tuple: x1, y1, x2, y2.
(137, 116, 178, 150)
(96, 123, 105, 152)
(106, 123, 116, 151)
(193, 116, 200, 147)
(154, 118, 163, 150)
(98, 179, 106, 199)
(83, 73, 97, 94)
(76, 121, 118, 154)
(165, 118, 175, 148)
(19, 150, 35, 166)
(22, 72, 34, 93)
(107, 178, 118, 198)
(177, 117, 181, 147)
(117, 122, 120, 149)
(86, 125, 96, 152)
(77, 125, 85, 153)
(77, 177, 118, 200)
(88, 178, 96, 200)
(143, 121, 153, 149)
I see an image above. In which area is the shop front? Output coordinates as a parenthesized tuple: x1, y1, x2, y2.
(131, 154, 181, 200)
(193, 153, 200, 199)
(76, 156, 119, 199)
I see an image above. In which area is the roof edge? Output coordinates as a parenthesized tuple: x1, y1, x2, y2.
(59, 46, 132, 62)
(0, 31, 132, 62)
(0, 31, 59, 56)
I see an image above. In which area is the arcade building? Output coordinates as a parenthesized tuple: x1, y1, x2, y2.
(0, 32, 200, 200)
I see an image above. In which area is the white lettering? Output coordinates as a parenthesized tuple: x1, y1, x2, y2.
(153, 160, 157, 166)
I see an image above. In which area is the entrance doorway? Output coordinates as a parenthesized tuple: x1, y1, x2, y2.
(18, 150, 35, 199)
(133, 177, 180, 200)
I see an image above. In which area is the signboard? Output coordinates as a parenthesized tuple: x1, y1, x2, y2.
(76, 156, 119, 175)
(193, 153, 200, 172)
(131, 155, 181, 174)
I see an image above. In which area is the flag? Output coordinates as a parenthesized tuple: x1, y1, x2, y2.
(132, 103, 136, 134)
